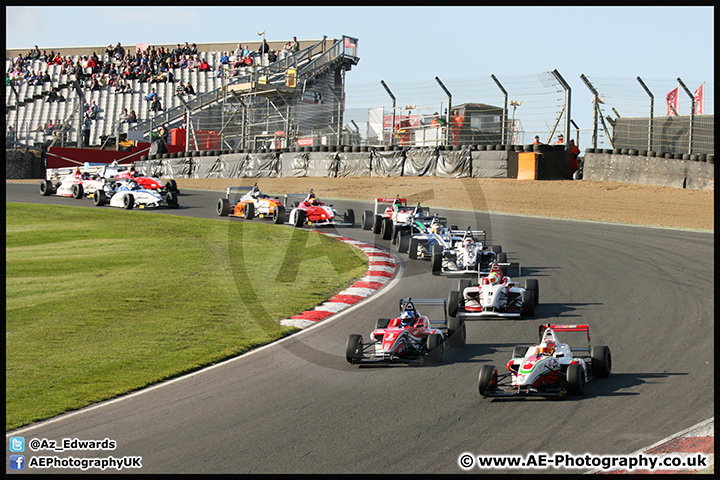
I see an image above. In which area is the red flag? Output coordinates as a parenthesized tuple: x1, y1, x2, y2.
(667, 87, 679, 116)
(694, 84, 704, 115)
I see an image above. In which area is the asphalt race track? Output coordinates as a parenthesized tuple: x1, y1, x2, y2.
(5, 182, 714, 474)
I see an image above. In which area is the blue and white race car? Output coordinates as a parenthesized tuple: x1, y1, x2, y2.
(92, 179, 179, 210)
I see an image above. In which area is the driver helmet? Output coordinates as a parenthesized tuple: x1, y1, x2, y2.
(488, 272, 501, 284)
(539, 341, 556, 356)
(400, 310, 415, 326)
(128, 180, 138, 190)
(463, 237, 473, 248)
(430, 223, 441, 234)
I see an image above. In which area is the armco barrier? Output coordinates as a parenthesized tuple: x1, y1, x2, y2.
(583, 151, 714, 191)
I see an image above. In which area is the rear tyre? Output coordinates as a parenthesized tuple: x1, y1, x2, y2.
(380, 217, 393, 240)
(344, 209, 355, 226)
(345, 334, 364, 364)
(361, 210, 373, 230)
(426, 333, 445, 363)
(478, 365, 498, 396)
(372, 215, 382, 234)
(273, 204, 286, 224)
(491, 245, 503, 254)
(458, 279, 471, 293)
(566, 364, 586, 395)
(431, 244, 442, 275)
(524, 279, 539, 305)
(397, 231, 410, 254)
(521, 291, 535, 317)
(591, 345, 612, 378)
(243, 202, 255, 220)
(513, 346, 527, 358)
(217, 198, 230, 216)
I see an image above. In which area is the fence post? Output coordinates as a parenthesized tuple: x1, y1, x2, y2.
(676, 77, 695, 154)
(491, 74, 508, 146)
(636, 76, 654, 152)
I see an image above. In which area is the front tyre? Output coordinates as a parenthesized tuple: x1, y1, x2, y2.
(123, 193, 134, 210)
(566, 364, 586, 395)
(273, 204, 286, 224)
(426, 333, 445, 363)
(345, 334, 364, 364)
(478, 364, 498, 396)
(217, 198, 231, 216)
(40, 180, 53, 196)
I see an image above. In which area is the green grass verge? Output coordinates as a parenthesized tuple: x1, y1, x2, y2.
(6, 202, 368, 431)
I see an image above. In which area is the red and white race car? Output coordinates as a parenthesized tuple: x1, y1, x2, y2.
(284, 190, 355, 228)
(40, 164, 106, 199)
(345, 298, 465, 366)
(478, 324, 612, 399)
(447, 262, 539, 319)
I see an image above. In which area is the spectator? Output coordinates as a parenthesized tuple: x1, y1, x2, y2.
(150, 96, 162, 112)
(268, 50, 277, 63)
(184, 82, 195, 95)
(28, 45, 41, 60)
(219, 51, 229, 65)
(176, 80, 186, 96)
(450, 110, 462, 145)
(215, 65, 224, 78)
(189, 43, 198, 55)
(145, 87, 157, 102)
(198, 57, 211, 72)
(569, 139, 581, 177)
(554, 134, 565, 144)
(128, 109, 138, 123)
(291, 36, 300, 53)
(82, 113, 91, 146)
(105, 44, 115, 58)
(88, 101, 99, 120)
(234, 43, 244, 58)
(532, 135, 543, 145)
(119, 108, 129, 123)
(114, 42, 125, 61)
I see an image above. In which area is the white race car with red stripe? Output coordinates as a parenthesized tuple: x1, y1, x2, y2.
(478, 324, 612, 399)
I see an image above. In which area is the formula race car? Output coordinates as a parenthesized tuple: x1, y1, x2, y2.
(419, 226, 505, 276)
(345, 298, 466, 366)
(92, 179, 179, 209)
(477, 324, 612, 399)
(447, 262, 539, 319)
(284, 190, 355, 228)
(361, 196, 432, 241)
(217, 183, 286, 223)
(102, 161, 179, 194)
(40, 164, 108, 199)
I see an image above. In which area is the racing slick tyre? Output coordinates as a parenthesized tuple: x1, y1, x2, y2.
(165, 191, 179, 208)
(273, 205, 286, 224)
(496, 252, 507, 264)
(478, 364, 498, 396)
(123, 194, 134, 210)
(372, 215, 383, 234)
(40, 180, 53, 196)
(380, 217, 393, 240)
(521, 291, 535, 318)
(375, 318, 391, 330)
(361, 210, 374, 230)
(591, 345, 612, 378)
(408, 237, 419, 260)
(431, 244, 442, 275)
(458, 279, 471, 293)
(524, 279, 539, 305)
(426, 333, 445, 363)
(292, 209, 306, 228)
(513, 346, 527, 358)
(396, 231, 410, 254)
(345, 334, 364, 364)
(566, 364, 586, 395)
(344, 209, 355, 226)
(491, 245, 503, 254)
(243, 202, 255, 220)
(93, 190, 107, 207)
(447, 290, 460, 318)
(217, 198, 231, 216)
(447, 315, 466, 348)
(165, 179, 178, 192)
(72, 183, 84, 199)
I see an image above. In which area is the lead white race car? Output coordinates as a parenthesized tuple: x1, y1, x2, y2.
(92, 179, 179, 210)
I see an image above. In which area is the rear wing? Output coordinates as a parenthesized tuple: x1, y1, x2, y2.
(45, 162, 108, 181)
(374, 196, 406, 215)
(538, 324, 592, 353)
(224, 186, 256, 199)
(399, 297, 448, 326)
(478, 261, 518, 281)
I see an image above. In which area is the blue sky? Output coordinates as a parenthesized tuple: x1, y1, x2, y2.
(6, 6, 714, 146)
